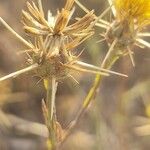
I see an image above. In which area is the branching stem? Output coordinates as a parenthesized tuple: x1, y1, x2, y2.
(59, 39, 122, 147)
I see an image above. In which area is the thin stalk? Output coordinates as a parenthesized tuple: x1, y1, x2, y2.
(46, 78, 57, 150)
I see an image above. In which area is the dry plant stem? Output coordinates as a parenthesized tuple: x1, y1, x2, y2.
(0, 64, 38, 82)
(0, 17, 33, 49)
(60, 39, 120, 146)
(46, 78, 58, 150)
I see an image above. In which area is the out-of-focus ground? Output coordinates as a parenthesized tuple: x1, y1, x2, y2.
(0, 0, 150, 150)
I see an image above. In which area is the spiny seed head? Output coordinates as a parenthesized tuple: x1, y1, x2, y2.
(27, 35, 74, 80)
(34, 53, 70, 80)
(22, 0, 95, 80)
(106, 21, 136, 49)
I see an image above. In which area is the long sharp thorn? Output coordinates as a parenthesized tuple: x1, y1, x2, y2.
(96, 38, 106, 43)
(75, 0, 110, 29)
(75, 0, 89, 14)
(96, 7, 111, 24)
(0, 17, 33, 49)
(68, 74, 79, 84)
(127, 47, 135, 67)
(76, 61, 128, 77)
(91, 7, 111, 28)
(64, 64, 109, 76)
(101, 39, 118, 67)
(0, 64, 38, 82)
(135, 43, 145, 49)
(136, 39, 150, 48)
(95, 23, 108, 29)
(138, 33, 150, 37)
(99, 19, 110, 26)
(107, 0, 116, 17)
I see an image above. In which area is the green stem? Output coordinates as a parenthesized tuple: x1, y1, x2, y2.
(61, 41, 122, 146)
(46, 79, 56, 150)
(83, 54, 119, 109)
(82, 39, 119, 110)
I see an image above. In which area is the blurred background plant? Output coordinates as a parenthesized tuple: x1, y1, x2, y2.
(0, 0, 149, 150)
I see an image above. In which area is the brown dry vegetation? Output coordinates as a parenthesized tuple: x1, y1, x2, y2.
(0, 0, 150, 150)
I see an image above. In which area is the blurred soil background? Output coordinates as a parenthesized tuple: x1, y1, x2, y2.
(0, 0, 150, 150)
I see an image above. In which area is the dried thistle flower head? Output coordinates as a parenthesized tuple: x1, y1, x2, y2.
(21, 0, 99, 80)
(0, 0, 127, 83)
